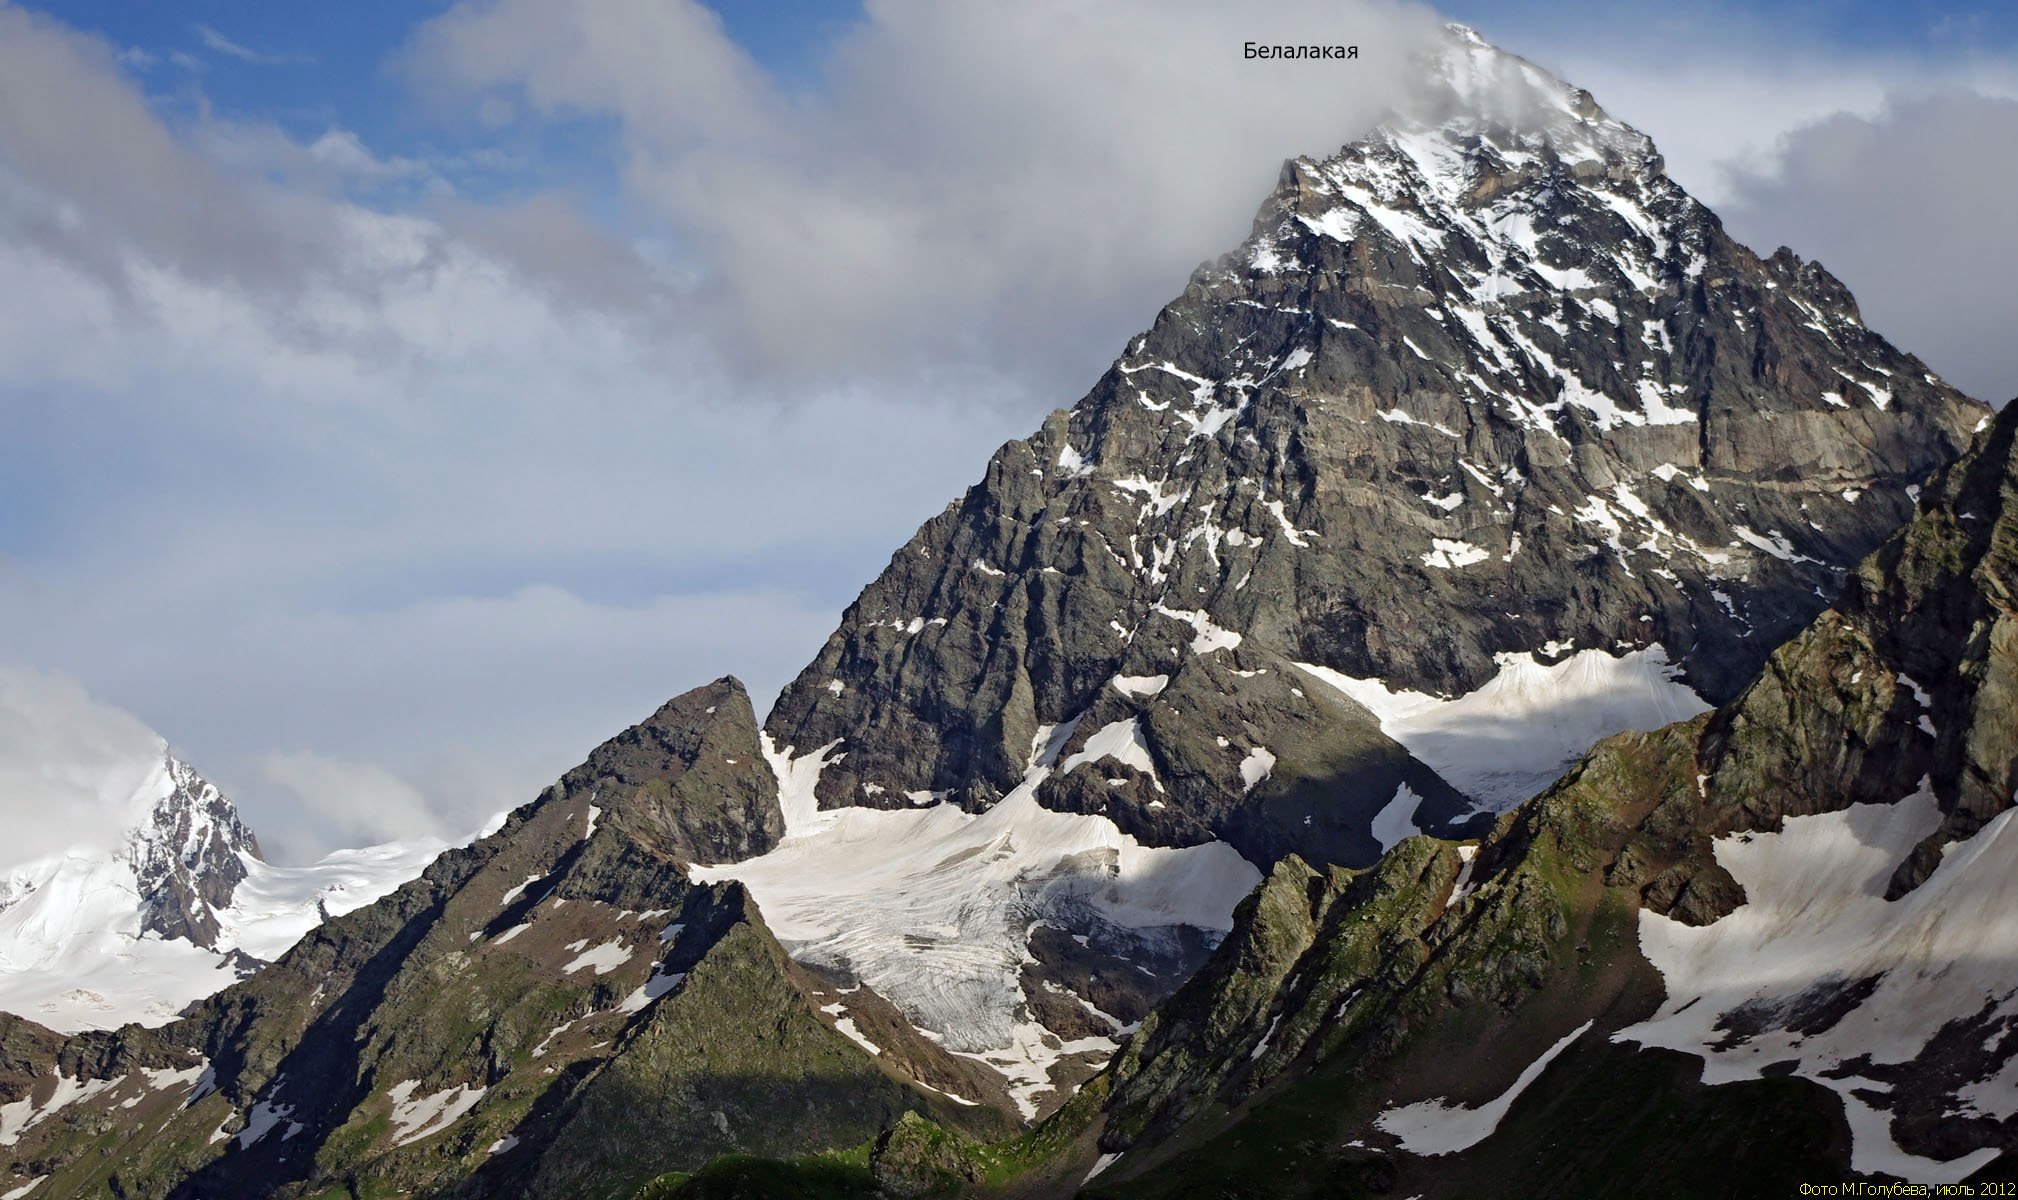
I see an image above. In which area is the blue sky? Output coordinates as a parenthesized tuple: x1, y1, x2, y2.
(0, 0, 2013, 860)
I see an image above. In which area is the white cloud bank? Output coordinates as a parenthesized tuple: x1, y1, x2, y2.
(0, 0, 2010, 860)
(0, 666, 167, 867)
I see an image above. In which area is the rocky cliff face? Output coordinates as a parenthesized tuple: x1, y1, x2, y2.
(1075, 398, 2018, 1196)
(764, 26, 1984, 875)
(127, 756, 260, 949)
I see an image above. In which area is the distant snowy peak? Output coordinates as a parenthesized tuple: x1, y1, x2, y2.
(0, 745, 442, 1034)
(0, 743, 256, 948)
(125, 752, 261, 949)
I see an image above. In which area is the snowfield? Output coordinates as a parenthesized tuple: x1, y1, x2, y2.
(695, 725, 1260, 1117)
(1616, 784, 2017, 1184)
(1295, 646, 1710, 812)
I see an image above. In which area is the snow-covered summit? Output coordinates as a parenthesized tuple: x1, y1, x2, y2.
(123, 751, 261, 948)
(1412, 23, 1657, 167)
(0, 741, 441, 1034)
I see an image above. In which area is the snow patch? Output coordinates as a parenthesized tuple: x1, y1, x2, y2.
(1261, 499, 1316, 547)
(617, 966, 686, 1015)
(1421, 538, 1490, 569)
(1111, 674, 1170, 700)
(1152, 605, 1242, 655)
(1376, 1021, 1594, 1154)
(386, 1081, 487, 1148)
(1731, 525, 1818, 565)
(1295, 647, 1709, 812)
(1060, 719, 1162, 790)
(1238, 748, 1276, 794)
(1370, 785, 1424, 854)
(820, 1002, 884, 1057)
(237, 1098, 299, 1149)
(0, 1072, 117, 1147)
(561, 940, 633, 976)
(1616, 784, 2017, 1183)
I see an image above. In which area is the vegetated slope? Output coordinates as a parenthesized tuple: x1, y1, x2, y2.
(0, 679, 1012, 1200)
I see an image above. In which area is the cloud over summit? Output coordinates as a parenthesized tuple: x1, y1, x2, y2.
(0, 0, 2010, 858)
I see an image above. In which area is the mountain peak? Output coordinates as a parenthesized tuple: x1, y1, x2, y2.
(741, 35, 1984, 1110)
(544, 676, 784, 880)
(126, 750, 260, 949)
(1403, 24, 1653, 165)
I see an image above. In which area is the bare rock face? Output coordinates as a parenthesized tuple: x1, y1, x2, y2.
(1087, 399, 2018, 1196)
(129, 756, 260, 950)
(547, 676, 786, 894)
(765, 27, 1986, 871)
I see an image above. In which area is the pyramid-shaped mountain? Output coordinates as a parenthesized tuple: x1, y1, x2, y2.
(767, 26, 1981, 864)
(717, 22, 1986, 1117)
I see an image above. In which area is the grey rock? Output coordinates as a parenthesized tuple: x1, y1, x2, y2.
(130, 755, 259, 949)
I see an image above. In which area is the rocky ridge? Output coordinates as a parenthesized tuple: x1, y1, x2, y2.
(0, 679, 1012, 1200)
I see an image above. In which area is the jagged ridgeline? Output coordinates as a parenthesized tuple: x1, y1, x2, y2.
(0, 23, 1998, 1200)
(0, 679, 1020, 1199)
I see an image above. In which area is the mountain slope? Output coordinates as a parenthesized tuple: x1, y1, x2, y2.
(0, 678, 1011, 1200)
(0, 747, 439, 1034)
(1074, 395, 2018, 1196)
(707, 22, 1987, 1121)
